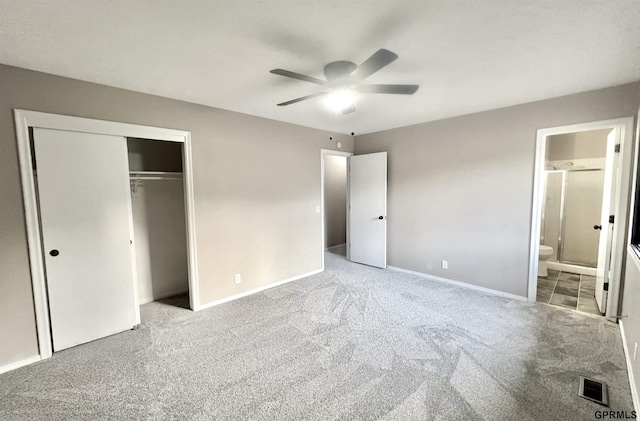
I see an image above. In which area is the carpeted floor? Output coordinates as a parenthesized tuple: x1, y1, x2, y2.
(0, 247, 633, 420)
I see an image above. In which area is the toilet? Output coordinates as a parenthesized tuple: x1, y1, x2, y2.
(538, 245, 554, 277)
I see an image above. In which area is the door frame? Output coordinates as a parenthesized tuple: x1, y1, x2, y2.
(528, 117, 635, 322)
(14, 109, 200, 360)
(320, 149, 353, 270)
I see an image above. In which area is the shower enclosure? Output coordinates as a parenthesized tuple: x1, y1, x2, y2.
(541, 169, 605, 267)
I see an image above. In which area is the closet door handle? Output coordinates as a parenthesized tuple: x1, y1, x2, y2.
(593, 225, 602, 230)
(49, 249, 60, 257)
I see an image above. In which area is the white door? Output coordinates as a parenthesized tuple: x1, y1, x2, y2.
(595, 129, 619, 313)
(348, 152, 387, 268)
(33, 128, 137, 351)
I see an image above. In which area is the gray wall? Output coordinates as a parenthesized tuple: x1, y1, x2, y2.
(323, 155, 347, 248)
(0, 64, 353, 367)
(356, 82, 639, 297)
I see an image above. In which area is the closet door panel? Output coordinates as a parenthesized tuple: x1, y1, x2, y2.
(33, 128, 137, 351)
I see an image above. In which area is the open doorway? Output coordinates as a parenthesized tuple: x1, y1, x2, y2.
(127, 138, 190, 311)
(529, 118, 635, 321)
(321, 149, 353, 268)
(537, 129, 613, 315)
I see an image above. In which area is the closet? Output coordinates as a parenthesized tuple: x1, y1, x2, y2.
(127, 138, 189, 305)
(23, 113, 195, 356)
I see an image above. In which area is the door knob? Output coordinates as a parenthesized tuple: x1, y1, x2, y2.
(49, 249, 59, 256)
(593, 225, 602, 230)
(379, 216, 384, 220)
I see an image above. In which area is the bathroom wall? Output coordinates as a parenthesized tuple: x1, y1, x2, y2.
(323, 155, 347, 248)
(546, 129, 611, 161)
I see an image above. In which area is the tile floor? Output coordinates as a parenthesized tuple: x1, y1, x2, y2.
(536, 269, 602, 315)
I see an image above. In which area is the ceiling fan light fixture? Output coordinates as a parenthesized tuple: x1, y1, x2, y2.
(325, 89, 356, 113)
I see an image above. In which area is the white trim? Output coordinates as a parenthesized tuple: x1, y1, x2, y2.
(125, 151, 142, 325)
(546, 261, 597, 276)
(198, 269, 323, 311)
(15, 110, 186, 141)
(320, 149, 353, 270)
(528, 118, 635, 324)
(137, 288, 190, 305)
(14, 111, 52, 359)
(182, 133, 200, 311)
(620, 320, 639, 413)
(0, 355, 41, 375)
(325, 243, 347, 251)
(13, 109, 201, 362)
(387, 266, 528, 302)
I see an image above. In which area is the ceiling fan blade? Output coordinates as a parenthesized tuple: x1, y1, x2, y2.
(356, 84, 419, 95)
(270, 69, 326, 86)
(277, 92, 327, 106)
(349, 49, 398, 81)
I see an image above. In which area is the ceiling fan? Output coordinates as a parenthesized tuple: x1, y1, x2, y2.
(270, 49, 419, 115)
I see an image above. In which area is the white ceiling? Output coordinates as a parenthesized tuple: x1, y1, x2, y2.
(0, 1, 638, 135)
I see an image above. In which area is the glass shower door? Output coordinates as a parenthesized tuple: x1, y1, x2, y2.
(562, 170, 604, 267)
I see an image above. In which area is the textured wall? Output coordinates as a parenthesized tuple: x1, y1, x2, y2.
(355, 83, 639, 297)
(0, 64, 353, 367)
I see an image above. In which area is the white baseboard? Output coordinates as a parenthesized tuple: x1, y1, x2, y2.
(0, 355, 41, 375)
(547, 261, 597, 276)
(325, 243, 346, 251)
(620, 320, 639, 412)
(138, 288, 189, 305)
(386, 266, 528, 302)
(197, 269, 323, 311)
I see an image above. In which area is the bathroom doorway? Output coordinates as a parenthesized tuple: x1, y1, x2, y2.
(321, 149, 353, 267)
(528, 118, 635, 321)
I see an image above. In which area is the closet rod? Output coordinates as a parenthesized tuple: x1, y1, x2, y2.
(129, 171, 183, 181)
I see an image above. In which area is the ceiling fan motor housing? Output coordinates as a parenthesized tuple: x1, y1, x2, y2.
(324, 61, 357, 85)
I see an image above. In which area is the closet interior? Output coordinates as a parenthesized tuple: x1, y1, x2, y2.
(127, 137, 189, 307)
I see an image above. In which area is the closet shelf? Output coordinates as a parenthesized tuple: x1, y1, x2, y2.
(129, 171, 183, 180)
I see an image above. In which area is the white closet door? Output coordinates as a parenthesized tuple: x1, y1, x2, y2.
(33, 128, 137, 351)
(349, 152, 387, 268)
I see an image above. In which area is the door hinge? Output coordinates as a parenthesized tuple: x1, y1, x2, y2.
(603, 283, 609, 291)
(609, 215, 615, 224)
(614, 144, 620, 153)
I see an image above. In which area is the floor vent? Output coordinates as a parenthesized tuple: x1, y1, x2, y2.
(578, 376, 609, 406)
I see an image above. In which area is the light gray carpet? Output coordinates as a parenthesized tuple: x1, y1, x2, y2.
(0, 247, 633, 420)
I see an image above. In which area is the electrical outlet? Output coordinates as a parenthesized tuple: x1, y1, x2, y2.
(441, 260, 448, 269)
(316, 205, 320, 213)
(234, 274, 241, 284)
(634, 343, 638, 361)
